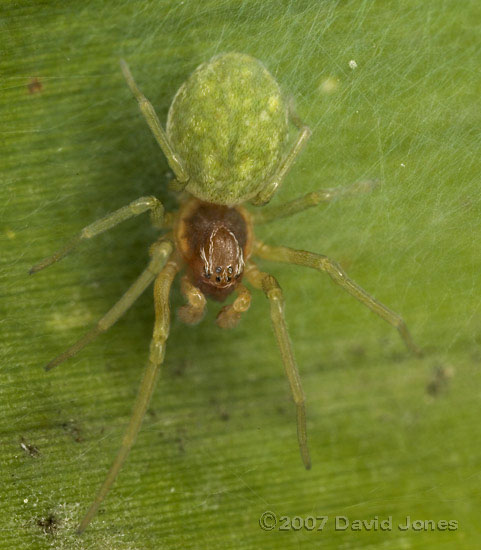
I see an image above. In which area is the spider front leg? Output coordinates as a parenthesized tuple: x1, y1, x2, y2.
(254, 240, 421, 356)
(29, 196, 165, 274)
(76, 251, 181, 534)
(251, 101, 311, 206)
(216, 284, 251, 329)
(120, 60, 189, 189)
(245, 262, 311, 470)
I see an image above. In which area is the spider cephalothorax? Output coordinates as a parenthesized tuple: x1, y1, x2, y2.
(30, 52, 420, 533)
(175, 198, 252, 301)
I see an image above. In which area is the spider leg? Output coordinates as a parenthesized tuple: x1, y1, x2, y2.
(45, 240, 173, 370)
(76, 252, 181, 534)
(251, 100, 311, 206)
(245, 261, 311, 470)
(254, 240, 422, 356)
(216, 284, 251, 329)
(120, 60, 189, 188)
(177, 275, 207, 325)
(29, 196, 165, 274)
(253, 180, 377, 224)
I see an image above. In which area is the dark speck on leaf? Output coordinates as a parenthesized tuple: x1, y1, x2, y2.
(61, 420, 83, 443)
(36, 513, 58, 536)
(20, 437, 40, 457)
(27, 78, 43, 94)
(426, 364, 454, 396)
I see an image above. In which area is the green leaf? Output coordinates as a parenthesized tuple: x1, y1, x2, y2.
(2, 1, 479, 548)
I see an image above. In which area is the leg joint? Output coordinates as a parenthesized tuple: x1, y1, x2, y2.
(301, 125, 312, 139)
(131, 196, 160, 214)
(263, 275, 283, 301)
(293, 393, 306, 407)
(393, 315, 406, 330)
(266, 288, 284, 309)
(322, 258, 347, 281)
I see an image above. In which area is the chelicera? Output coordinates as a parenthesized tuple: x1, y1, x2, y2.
(30, 52, 420, 533)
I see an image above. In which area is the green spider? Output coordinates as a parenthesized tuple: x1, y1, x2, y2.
(30, 52, 420, 533)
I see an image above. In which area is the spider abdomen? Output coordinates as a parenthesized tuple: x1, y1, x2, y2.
(166, 52, 289, 206)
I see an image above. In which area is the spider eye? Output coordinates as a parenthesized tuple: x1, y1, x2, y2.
(215, 266, 222, 273)
(235, 274, 240, 279)
(227, 266, 233, 274)
(215, 276, 221, 282)
(227, 276, 232, 282)
(205, 272, 211, 279)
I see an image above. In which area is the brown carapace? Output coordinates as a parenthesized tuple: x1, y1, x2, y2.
(175, 198, 253, 302)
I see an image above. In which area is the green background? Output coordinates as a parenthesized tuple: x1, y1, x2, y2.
(1, 1, 480, 548)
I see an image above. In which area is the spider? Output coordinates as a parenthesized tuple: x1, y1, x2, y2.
(30, 52, 420, 533)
